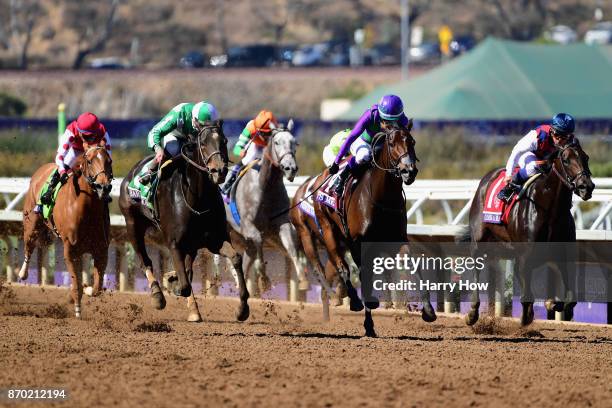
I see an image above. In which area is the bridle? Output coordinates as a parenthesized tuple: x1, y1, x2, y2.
(83, 146, 113, 191)
(264, 127, 295, 168)
(551, 142, 591, 191)
(371, 127, 417, 177)
(181, 124, 225, 174)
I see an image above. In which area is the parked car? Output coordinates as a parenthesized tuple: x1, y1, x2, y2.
(450, 35, 476, 56)
(179, 51, 206, 68)
(211, 45, 277, 68)
(277, 44, 297, 67)
(409, 42, 441, 65)
(584, 21, 612, 45)
(546, 25, 577, 45)
(292, 43, 330, 66)
(364, 43, 400, 66)
(89, 57, 128, 69)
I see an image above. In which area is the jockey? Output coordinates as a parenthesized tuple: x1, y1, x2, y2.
(497, 113, 576, 202)
(221, 110, 279, 195)
(35, 112, 111, 213)
(140, 101, 219, 184)
(328, 94, 410, 195)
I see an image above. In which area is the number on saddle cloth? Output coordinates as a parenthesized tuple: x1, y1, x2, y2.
(40, 172, 64, 220)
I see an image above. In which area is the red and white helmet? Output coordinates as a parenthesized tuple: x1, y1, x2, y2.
(76, 112, 104, 142)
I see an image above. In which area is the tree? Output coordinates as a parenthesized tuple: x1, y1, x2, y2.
(65, 0, 121, 69)
(6, 0, 42, 69)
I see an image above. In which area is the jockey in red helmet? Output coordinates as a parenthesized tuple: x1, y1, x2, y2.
(35, 112, 112, 213)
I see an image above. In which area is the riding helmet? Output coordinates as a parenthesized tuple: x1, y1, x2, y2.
(551, 113, 575, 136)
(378, 94, 404, 121)
(192, 101, 219, 128)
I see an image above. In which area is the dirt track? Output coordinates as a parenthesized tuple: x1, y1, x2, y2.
(1, 284, 610, 408)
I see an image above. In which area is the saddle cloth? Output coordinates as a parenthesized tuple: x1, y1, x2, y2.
(483, 169, 540, 224)
(315, 159, 351, 210)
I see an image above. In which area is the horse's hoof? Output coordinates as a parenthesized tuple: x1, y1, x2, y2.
(364, 328, 377, 338)
(236, 304, 250, 322)
(18, 263, 28, 281)
(187, 312, 203, 323)
(421, 304, 437, 323)
(365, 300, 380, 310)
(173, 284, 192, 298)
(562, 302, 576, 322)
(465, 310, 479, 326)
(150, 282, 166, 310)
(298, 279, 310, 291)
(545, 299, 564, 313)
(520, 302, 534, 326)
(84, 286, 94, 297)
(349, 298, 364, 312)
(258, 275, 272, 293)
(336, 281, 347, 299)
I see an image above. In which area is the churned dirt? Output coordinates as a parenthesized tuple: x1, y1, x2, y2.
(0, 284, 610, 408)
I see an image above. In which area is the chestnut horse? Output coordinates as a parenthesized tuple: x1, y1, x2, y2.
(20, 146, 113, 318)
(293, 120, 435, 337)
(460, 139, 594, 326)
(119, 121, 250, 323)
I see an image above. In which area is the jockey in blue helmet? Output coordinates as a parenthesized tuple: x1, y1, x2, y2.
(329, 94, 409, 195)
(497, 113, 576, 201)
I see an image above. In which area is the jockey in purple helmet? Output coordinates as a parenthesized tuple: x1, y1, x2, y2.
(329, 94, 409, 195)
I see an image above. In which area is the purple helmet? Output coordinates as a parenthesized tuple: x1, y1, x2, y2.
(378, 94, 404, 121)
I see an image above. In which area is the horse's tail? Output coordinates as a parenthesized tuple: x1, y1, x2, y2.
(455, 225, 472, 243)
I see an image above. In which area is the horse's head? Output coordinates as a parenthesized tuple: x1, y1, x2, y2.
(82, 146, 113, 201)
(267, 119, 298, 181)
(555, 139, 595, 200)
(187, 119, 229, 184)
(375, 119, 418, 185)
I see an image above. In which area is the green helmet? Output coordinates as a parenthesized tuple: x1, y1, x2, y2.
(191, 101, 219, 130)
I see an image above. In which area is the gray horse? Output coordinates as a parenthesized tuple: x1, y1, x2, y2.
(215, 120, 310, 295)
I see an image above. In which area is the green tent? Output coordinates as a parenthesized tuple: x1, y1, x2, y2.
(342, 38, 612, 120)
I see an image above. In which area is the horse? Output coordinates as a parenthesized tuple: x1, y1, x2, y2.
(296, 120, 435, 337)
(460, 139, 594, 326)
(118, 120, 250, 323)
(20, 146, 113, 318)
(215, 120, 312, 296)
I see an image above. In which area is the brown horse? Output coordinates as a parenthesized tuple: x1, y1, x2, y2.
(20, 146, 113, 318)
(460, 139, 594, 326)
(293, 120, 435, 337)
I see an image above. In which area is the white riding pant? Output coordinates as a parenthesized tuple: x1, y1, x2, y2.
(241, 143, 264, 165)
(349, 137, 372, 164)
(322, 145, 336, 167)
(517, 152, 539, 179)
(59, 147, 82, 171)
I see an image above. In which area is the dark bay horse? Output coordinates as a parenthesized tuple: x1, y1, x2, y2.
(119, 120, 250, 322)
(461, 139, 594, 326)
(20, 146, 113, 318)
(297, 120, 435, 337)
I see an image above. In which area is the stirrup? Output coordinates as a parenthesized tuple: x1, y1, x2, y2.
(139, 172, 154, 185)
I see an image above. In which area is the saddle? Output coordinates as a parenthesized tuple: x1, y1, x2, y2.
(483, 170, 541, 224)
(39, 172, 66, 220)
(226, 159, 262, 226)
(315, 158, 356, 211)
(128, 159, 174, 222)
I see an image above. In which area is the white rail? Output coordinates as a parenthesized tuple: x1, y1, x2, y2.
(1, 177, 612, 238)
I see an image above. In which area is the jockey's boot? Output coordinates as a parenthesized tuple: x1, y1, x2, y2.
(221, 163, 242, 195)
(40, 169, 61, 206)
(497, 172, 525, 202)
(333, 157, 359, 196)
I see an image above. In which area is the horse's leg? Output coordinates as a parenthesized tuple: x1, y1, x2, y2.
(168, 243, 191, 298)
(64, 244, 83, 318)
(278, 223, 310, 291)
(19, 212, 44, 280)
(84, 248, 108, 297)
(126, 215, 165, 309)
(218, 241, 249, 321)
(518, 254, 535, 326)
(465, 243, 481, 326)
(184, 252, 202, 322)
(319, 220, 362, 311)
